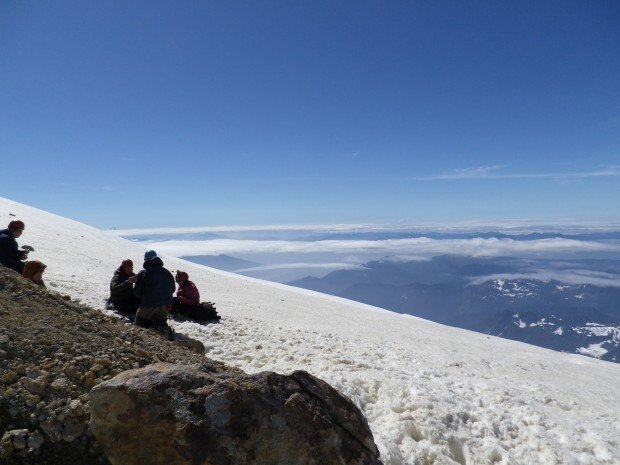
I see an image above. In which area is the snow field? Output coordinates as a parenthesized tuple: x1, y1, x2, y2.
(173, 315, 619, 465)
(1, 197, 619, 465)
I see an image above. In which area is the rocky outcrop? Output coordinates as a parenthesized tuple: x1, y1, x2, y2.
(90, 362, 382, 465)
(0, 267, 205, 464)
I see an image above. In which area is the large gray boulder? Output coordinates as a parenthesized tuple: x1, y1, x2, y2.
(89, 362, 382, 465)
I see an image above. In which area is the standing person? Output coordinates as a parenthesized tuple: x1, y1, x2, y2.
(133, 250, 175, 332)
(109, 259, 140, 316)
(22, 260, 47, 287)
(172, 270, 200, 317)
(0, 220, 29, 273)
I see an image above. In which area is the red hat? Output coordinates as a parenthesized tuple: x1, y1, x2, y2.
(175, 270, 189, 281)
(121, 259, 133, 268)
(8, 220, 25, 230)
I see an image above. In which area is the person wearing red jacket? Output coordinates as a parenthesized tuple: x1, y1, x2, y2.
(171, 270, 200, 317)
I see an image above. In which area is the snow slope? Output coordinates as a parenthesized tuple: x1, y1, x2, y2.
(1, 197, 619, 465)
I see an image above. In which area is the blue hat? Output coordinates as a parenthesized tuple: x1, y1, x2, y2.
(144, 250, 157, 261)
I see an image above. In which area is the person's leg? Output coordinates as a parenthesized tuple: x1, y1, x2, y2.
(114, 299, 129, 313)
(152, 305, 174, 340)
(152, 305, 168, 325)
(127, 295, 141, 314)
(134, 315, 150, 327)
(114, 297, 137, 316)
(135, 306, 155, 327)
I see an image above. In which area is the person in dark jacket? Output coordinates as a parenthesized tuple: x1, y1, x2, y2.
(171, 270, 200, 317)
(0, 220, 28, 273)
(109, 259, 140, 316)
(133, 250, 175, 329)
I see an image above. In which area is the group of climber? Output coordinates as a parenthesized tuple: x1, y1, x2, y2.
(0, 219, 216, 337)
(109, 250, 202, 329)
(0, 220, 47, 287)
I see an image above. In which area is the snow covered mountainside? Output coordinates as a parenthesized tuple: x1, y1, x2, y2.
(1, 197, 619, 465)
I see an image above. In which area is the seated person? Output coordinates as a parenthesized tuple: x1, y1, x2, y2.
(109, 259, 140, 315)
(22, 260, 47, 287)
(133, 250, 175, 336)
(0, 220, 28, 273)
(172, 270, 200, 316)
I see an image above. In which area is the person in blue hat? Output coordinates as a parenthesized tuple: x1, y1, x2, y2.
(133, 250, 175, 333)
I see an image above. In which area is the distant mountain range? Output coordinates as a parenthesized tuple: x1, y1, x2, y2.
(288, 256, 620, 362)
(295, 231, 620, 242)
(119, 229, 620, 243)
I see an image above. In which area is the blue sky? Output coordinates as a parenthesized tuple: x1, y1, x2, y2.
(1, 0, 619, 228)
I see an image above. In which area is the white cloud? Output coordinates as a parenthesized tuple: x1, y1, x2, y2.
(110, 223, 387, 236)
(98, 186, 121, 193)
(109, 220, 620, 237)
(413, 165, 504, 180)
(235, 263, 366, 272)
(469, 270, 620, 288)
(145, 237, 620, 259)
(412, 165, 620, 181)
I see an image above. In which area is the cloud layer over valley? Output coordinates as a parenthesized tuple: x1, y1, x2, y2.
(136, 236, 619, 259)
(114, 225, 620, 285)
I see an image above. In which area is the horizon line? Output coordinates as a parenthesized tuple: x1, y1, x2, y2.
(108, 219, 620, 236)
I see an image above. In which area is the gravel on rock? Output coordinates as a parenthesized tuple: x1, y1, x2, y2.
(0, 266, 208, 465)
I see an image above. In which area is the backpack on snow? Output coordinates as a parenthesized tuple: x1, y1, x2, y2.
(184, 302, 221, 322)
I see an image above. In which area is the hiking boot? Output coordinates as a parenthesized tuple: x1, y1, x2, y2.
(134, 316, 151, 328)
(153, 323, 175, 341)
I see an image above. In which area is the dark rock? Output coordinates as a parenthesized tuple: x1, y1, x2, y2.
(90, 362, 382, 465)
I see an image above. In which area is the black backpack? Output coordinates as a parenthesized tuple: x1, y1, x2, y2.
(186, 302, 221, 322)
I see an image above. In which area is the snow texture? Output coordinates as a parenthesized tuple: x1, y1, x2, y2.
(1, 197, 619, 465)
